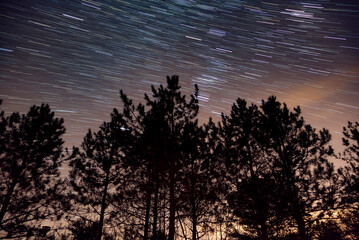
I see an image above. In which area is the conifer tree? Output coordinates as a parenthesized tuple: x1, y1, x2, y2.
(69, 115, 131, 240)
(142, 75, 199, 240)
(337, 121, 359, 239)
(260, 96, 335, 240)
(178, 119, 221, 240)
(220, 98, 278, 240)
(0, 101, 65, 239)
(339, 121, 359, 206)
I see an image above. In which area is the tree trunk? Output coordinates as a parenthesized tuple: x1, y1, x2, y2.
(144, 170, 152, 240)
(191, 160, 197, 240)
(279, 144, 307, 240)
(248, 148, 269, 240)
(168, 166, 175, 240)
(152, 180, 159, 239)
(0, 180, 17, 226)
(191, 195, 197, 240)
(294, 211, 307, 240)
(291, 185, 307, 240)
(98, 170, 110, 240)
(168, 90, 176, 240)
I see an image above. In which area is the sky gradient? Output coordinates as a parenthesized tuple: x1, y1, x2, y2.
(1, 0, 358, 161)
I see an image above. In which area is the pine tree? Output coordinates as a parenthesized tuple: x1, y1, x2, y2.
(115, 90, 150, 239)
(339, 121, 359, 206)
(0, 101, 65, 239)
(177, 119, 221, 240)
(261, 96, 335, 240)
(220, 98, 278, 240)
(142, 75, 199, 240)
(69, 115, 131, 240)
(337, 121, 359, 239)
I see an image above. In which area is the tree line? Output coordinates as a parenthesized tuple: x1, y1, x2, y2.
(0, 76, 358, 240)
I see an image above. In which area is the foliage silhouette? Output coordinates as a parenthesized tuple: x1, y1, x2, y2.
(0, 101, 65, 239)
(69, 114, 132, 240)
(2, 75, 358, 239)
(316, 220, 343, 240)
(140, 75, 199, 240)
(340, 208, 359, 240)
(339, 121, 359, 206)
(68, 218, 115, 240)
(69, 75, 201, 239)
(220, 98, 279, 240)
(177, 119, 222, 240)
(260, 96, 336, 240)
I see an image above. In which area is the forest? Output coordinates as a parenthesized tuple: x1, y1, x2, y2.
(0, 75, 358, 240)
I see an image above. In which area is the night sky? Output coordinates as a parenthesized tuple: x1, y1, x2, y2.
(1, 0, 358, 162)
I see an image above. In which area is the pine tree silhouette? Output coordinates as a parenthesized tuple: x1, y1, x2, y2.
(69, 116, 131, 240)
(220, 98, 279, 240)
(261, 96, 335, 240)
(0, 101, 65, 238)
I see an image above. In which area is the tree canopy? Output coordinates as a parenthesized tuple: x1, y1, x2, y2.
(0, 102, 65, 239)
(0, 76, 358, 239)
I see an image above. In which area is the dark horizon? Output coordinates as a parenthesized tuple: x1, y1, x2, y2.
(1, 76, 358, 240)
(0, 0, 358, 160)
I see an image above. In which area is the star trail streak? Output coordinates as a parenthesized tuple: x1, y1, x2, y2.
(1, 0, 358, 161)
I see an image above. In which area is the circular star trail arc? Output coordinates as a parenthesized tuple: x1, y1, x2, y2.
(1, 0, 358, 161)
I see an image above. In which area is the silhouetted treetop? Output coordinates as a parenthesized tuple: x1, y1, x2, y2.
(2, 74, 357, 239)
(339, 121, 359, 207)
(0, 102, 65, 239)
(260, 96, 335, 240)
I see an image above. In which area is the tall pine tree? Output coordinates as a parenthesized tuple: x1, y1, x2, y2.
(220, 98, 278, 240)
(142, 75, 199, 240)
(69, 113, 132, 240)
(0, 102, 65, 239)
(261, 96, 335, 240)
(339, 121, 359, 206)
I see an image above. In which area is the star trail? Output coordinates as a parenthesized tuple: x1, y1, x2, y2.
(1, 0, 358, 158)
